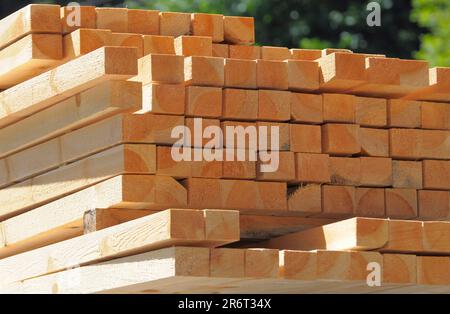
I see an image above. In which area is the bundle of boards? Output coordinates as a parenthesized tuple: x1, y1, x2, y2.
(0, 4, 449, 294)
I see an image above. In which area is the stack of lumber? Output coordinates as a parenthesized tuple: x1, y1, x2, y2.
(0, 4, 448, 294)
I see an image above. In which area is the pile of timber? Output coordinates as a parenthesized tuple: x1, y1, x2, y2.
(0, 4, 449, 294)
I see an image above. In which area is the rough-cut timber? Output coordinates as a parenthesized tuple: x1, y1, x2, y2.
(0, 46, 138, 128)
(0, 4, 61, 50)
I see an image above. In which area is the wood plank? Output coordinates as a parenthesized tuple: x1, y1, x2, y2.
(267, 218, 450, 255)
(174, 36, 212, 57)
(4, 247, 449, 294)
(63, 28, 111, 61)
(392, 161, 423, 189)
(0, 209, 239, 286)
(323, 94, 355, 123)
(127, 9, 160, 35)
(1, 113, 183, 189)
(319, 185, 356, 218)
(0, 175, 187, 258)
(418, 190, 450, 220)
(256, 59, 289, 90)
(355, 96, 387, 127)
(258, 90, 291, 122)
(390, 129, 450, 160)
(388, 99, 421, 128)
(142, 35, 175, 55)
(136, 53, 184, 85)
(0, 34, 63, 89)
(290, 93, 323, 124)
(159, 12, 191, 37)
(257, 151, 295, 182)
(0, 4, 61, 50)
(191, 13, 224, 43)
(0, 247, 211, 294)
(60, 5, 96, 34)
(421, 101, 450, 130)
(186, 86, 222, 118)
(329, 157, 361, 186)
(184, 56, 224, 87)
(359, 127, 389, 157)
(290, 124, 322, 153)
(183, 178, 287, 212)
(224, 58, 257, 89)
(261, 46, 290, 61)
(322, 124, 361, 156)
(0, 80, 141, 159)
(295, 153, 330, 184)
(95, 7, 128, 33)
(355, 188, 386, 218)
(229, 45, 261, 60)
(223, 16, 255, 45)
(142, 83, 185, 115)
(265, 217, 389, 251)
(287, 184, 322, 216)
(385, 189, 418, 220)
(423, 160, 450, 190)
(318, 52, 367, 92)
(351, 58, 430, 98)
(222, 89, 258, 120)
(0, 144, 157, 220)
(406, 67, 450, 102)
(0, 46, 138, 128)
(85, 208, 334, 239)
(212, 43, 229, 58)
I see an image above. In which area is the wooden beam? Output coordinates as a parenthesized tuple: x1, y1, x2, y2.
(405, 67, 450, 102)
(0, 144, 157, 220)
(265, 217, 389, 251)
(191, 13, 224, 43)
(60, 5, 96, 34)
(266, 218, 450, 255)
(3, 247, 450, 294)
(62, 28, 110, 60)
(0, 4, 61, 50)
(390, 129, 450, 160)
(0, 46, 138, 128)
(0, 34, 63, 89)
(223, 16, 255, 45)
(0, 175, 187, 258)
(0, 112, 182, 189)
(351, 58, 429, 98)
(0, 209, 239, 286)
(318, 52, 367, 92)
(183, 178, 287, 212)
(0, 81, 141, 160)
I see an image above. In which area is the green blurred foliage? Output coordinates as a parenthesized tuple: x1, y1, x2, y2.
(412, 0, 450, 66)
(126, 0, 425, 60)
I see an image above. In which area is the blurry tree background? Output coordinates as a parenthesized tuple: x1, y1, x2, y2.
(0, 0, 449, 66)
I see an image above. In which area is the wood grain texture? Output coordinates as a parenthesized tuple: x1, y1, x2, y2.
(0, 4, 61, 50)
(0, 175, 187, 258)
(0, 46, 138, 128)
(0, 209, 238, 286)
(0, 81, 141, 159)
(0, 34, 63, 89)
(0, 144, 156, 220)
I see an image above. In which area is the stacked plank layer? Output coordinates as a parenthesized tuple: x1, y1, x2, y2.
(0, 4, 449, 294)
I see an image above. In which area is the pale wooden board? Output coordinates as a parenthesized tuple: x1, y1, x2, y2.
(0, 4, 61, 50)
(350, 58, 430, 98)
(0, 46, 138, 128)
(266, 218, 450, 256)
(0, 81, 141, 160)
(0, 111, 184, 189)
(0, 144, 157, 221)
(0, 210, 239, 286)
(3, 248, 449, 294)
(0, 175, 186, 258)
(0, 34, 63, 89)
